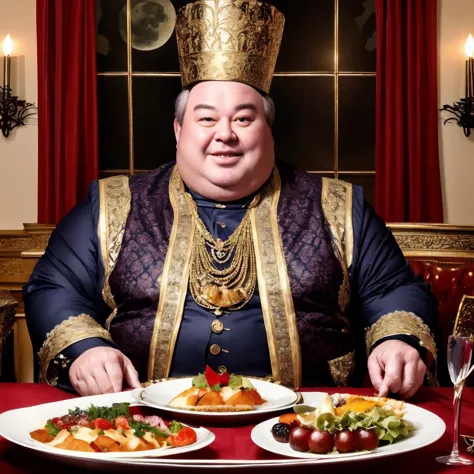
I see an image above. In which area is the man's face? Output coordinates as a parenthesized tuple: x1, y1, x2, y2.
(174, 81, 275, 201)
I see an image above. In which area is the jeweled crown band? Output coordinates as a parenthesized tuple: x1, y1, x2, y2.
(176, 0, 285, 93)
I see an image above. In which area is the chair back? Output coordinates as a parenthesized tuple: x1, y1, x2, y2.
(390, 223, 474, 386)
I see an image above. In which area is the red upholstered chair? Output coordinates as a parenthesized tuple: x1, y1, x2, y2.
(390, 224, 474, 386)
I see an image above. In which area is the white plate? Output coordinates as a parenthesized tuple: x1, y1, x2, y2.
(0, 390, 215, 461)
(131, 378, 298, 419)
(251, 391, 446, 464)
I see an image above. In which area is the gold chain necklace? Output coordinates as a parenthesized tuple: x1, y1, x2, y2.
(186, 193, 260, 316)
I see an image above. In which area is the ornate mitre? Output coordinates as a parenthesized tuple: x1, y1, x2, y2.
(175, 0, 285, 93)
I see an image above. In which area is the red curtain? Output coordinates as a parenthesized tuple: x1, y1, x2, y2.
(375, 0, 443, 222)
(37, 0, 98, 224)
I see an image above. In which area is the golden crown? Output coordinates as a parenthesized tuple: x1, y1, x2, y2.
(175, 0, 285, 93)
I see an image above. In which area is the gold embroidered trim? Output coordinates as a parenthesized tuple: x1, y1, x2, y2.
(328, 351, 356, 386)
(250, 167, 302, 389)
(364, 311, 437, 362)
(321, 178, 353, 312)
(98, 175, 131, 316)
(38, 314, 113, 385)
(148, 166, 194, 380)
(454, 295, 474, 337)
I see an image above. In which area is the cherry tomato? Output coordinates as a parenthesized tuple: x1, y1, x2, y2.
(169, 427, 197, 447)
(93, 418, 113, 430)
(357, 428, 379, 451)
(334, 430, 358, 453)
(289, 426, 311, 452)
(114, 416, 131, 430)
(308, 430, 335, 454)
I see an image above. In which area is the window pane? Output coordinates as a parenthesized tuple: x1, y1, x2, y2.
(338, 76, 375, 171)
(266, 0, 335, 72)
(132, 76, 182, 170)
(98, 76, 130, 170)
(338, 174, 375, 207)
(338, 0, 376, 72)
(271, 76, 334, 171)
(97, 0, 128, 73)
(131, 0, 190, 73)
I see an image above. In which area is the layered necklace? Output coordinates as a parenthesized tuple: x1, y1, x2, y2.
(186, 192, 260, 316)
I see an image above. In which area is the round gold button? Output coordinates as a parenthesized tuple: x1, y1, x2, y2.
(211, 319, 224, 334)
(218, 365, 227, 374)
(209, 344, 221, 356)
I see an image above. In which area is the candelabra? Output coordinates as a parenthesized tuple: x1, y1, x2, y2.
(440, 34, 474, 138)
(0, 85, 36, 138)
(440, 98, 474, 138)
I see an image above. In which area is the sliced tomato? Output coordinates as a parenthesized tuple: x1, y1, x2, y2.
(278, 413, 299, 425)
(114, 416, 131, 430)
(169, 427, 197, 447)
(93, 418, 113, 430)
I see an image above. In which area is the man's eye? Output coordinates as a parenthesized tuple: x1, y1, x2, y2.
(199, 117, 215, 122)
(236, 116, 251, 123)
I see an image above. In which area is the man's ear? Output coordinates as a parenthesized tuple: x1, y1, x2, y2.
(174, 119, 181, 142)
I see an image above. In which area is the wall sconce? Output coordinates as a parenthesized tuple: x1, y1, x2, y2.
(0, 34, 36, 138)
(440, 34, 474, 138)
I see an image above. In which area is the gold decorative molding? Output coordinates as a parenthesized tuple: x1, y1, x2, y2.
(0, 224, 55, 295)
(388, 223, 474, 259)
(0, 258, 24, 276)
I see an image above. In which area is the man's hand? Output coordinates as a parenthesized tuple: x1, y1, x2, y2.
(69, 347, 141, 396)
(367, 340, 427, 399)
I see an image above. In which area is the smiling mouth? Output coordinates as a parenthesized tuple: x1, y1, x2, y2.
(210, 153, 243, 157)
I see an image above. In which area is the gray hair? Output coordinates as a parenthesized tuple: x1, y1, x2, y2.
(174, 87, 275, 127)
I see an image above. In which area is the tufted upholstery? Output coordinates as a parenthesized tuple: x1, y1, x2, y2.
(389, 224, 474, 386)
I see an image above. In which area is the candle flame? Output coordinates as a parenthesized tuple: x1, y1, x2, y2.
(465, 34, 474, 58)
(3, 34, 12, 56)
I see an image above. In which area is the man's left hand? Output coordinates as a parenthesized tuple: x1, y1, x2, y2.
(367, 340, 427, 399)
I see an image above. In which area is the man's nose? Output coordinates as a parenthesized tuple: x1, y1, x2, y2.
(214, 119, 236, 141)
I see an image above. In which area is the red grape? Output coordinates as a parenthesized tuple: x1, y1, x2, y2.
(308, 430, 335, 454)
(289, 426, 311, 452)
(334, 429, 358, 453)
(357, 429, 379, 451)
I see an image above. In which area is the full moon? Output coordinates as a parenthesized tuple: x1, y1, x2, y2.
(119, 0, 177, 51)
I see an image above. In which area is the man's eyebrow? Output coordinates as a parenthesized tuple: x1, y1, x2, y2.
(193, 104, 217, 112)
(234, 103, 257, 112)
(192, 103, 258, 112)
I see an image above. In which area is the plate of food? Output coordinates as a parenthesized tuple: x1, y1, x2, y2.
(131, 366, 298, 421)
(0, 391, 215, 461)
(251, 391, 445, 464)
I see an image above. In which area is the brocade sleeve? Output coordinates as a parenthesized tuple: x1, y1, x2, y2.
(23, 182, 116, 386)
(348, 185, 439, 366)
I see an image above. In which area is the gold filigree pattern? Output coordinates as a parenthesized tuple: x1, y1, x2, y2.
(250, 168, 301, 389)
(394, 234, 474, 251)
(454, 295, 474, 337)
(328, 351, 356, 386)
(38, 314, 113, 385)
(176, 0, 285, 93)
(0, 233, 52, 252)
(321, 178, 353, 313)
(98, 176, 131, 312)
(365, 311, 437, 363)
(0, 258, 24, 276)
(148, 167, 195, 380)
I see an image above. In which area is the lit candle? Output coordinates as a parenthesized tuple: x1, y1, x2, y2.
(3, 34, 12, 90)
(465, 34, 474, 98)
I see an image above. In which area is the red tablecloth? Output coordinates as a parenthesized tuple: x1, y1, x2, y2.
(0, 383, 473, 473)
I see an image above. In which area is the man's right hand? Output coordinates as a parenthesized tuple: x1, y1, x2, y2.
(69, 347, 141, 396)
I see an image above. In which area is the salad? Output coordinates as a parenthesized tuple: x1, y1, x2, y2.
(271, 393, 415, 455)
(30, 402, 197, 453)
